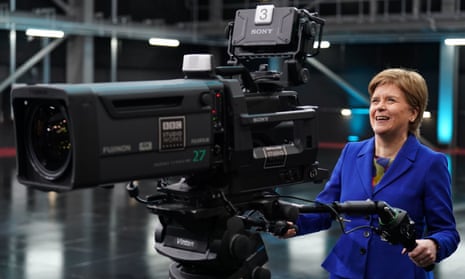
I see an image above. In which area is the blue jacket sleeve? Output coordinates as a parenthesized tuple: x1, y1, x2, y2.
(423, 153, 460, 262)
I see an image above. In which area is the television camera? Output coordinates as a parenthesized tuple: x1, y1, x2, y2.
(11, 5, 430, 278)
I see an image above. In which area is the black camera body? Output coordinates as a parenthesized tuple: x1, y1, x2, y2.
(12, 6, 325, 196)
(12, 79, 217, 189)
(12, 5, 327, 278)
(12, 75, 319, 194)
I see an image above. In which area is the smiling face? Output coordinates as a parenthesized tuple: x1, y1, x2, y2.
(369, 83, 418, 140)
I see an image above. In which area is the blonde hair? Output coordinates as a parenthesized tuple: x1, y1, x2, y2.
(368, 68, 428, 137)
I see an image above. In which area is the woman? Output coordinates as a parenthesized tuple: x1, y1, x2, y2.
(284, 68, 460, 278)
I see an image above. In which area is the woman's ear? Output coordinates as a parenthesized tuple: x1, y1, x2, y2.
(410, 107, 419, 122)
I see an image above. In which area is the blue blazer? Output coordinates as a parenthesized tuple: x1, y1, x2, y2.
(296, 135, 460, 279)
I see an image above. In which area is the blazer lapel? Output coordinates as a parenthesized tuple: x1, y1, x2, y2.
(356, 138, 375, 197)
(373, 135, 418, 195)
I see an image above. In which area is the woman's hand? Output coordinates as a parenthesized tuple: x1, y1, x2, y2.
(279, 222, 297, 239)
(402, 239, 437, 268)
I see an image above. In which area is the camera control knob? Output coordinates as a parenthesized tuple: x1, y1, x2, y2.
(200, 93, 213, 107)
(252, 266, 271, 279)
(229, 234, 251, 260)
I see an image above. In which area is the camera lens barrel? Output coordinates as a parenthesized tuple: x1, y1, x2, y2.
(26, 102, 72, 181)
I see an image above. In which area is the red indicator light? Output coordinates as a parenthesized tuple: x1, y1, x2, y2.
(211, 109, 217, 115)
(215, 92, 221, 98)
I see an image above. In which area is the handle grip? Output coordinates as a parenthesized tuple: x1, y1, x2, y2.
(407, 241, 435, 272)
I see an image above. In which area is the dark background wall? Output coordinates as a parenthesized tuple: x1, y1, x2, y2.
(1, 0, 464, 148)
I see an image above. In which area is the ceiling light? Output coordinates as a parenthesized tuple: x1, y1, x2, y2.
(340, 108, 352, 117)
(444, 38, 465, 46)
(313, 40, 330, 49)
(423, 111, 432, 119)
(26, 28, 64, 38)
(340, 108, 369, 116)
(148, 38, 180, 47)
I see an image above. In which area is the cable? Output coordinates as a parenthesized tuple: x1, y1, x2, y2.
(220, 190, 239, 215)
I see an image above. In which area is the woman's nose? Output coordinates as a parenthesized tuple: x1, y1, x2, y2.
(375, 101, 386, 110)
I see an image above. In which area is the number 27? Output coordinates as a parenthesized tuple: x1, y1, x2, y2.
(193, 149, 206, 162)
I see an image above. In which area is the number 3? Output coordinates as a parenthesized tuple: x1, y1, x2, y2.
(259, 8, 268, 21)
(254, 5, 274, 25)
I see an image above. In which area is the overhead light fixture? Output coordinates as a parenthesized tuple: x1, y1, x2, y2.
(444, 38, 465, 46)
(340, 108, 369, 117)
(26, 28, 64, 38)
(340, 108, 352, 117)
(148, 38, 180, 47)
(313, 40, 330, 49)
(423, 111, 432, 119)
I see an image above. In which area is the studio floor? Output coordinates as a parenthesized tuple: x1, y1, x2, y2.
(0, 119, 464, 279)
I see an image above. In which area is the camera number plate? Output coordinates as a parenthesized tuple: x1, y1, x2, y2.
(254, 4, 274, 25)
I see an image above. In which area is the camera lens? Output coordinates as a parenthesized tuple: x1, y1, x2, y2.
(26, 102, 71, 181)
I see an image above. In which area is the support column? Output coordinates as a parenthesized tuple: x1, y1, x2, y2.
(110, 0, 118, 82)
(2, 0, 16, 121)
(8, 0, 16, 77)
(441, 0, 457, 13)
(9, 30, 16, 81)
(208, 0, 222, 23)
(66, 0, 94, 83)
(41, 38, 51, 83)
(437, 43, 458, 146)
(369, 0, 378, 22)
(5, 27, 16, 122)
(412, 0, 420, 19)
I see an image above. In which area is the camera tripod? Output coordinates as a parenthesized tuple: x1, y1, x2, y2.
(126, 180, 292, 279)
(161, 215, 271, 279)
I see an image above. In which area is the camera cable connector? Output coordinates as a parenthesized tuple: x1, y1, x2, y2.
(126, 180, 162, 205)
(126, 180, 147, 204)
